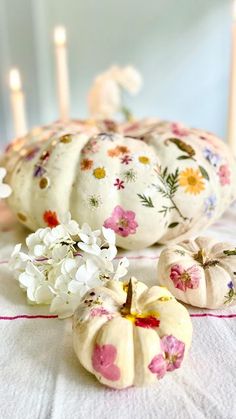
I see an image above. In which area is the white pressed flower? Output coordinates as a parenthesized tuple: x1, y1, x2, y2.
(0, 167, 12, 199)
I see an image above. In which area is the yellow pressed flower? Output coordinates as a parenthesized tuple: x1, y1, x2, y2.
(138, 156, 150, 165)
(179, 168, 205, 195)
(93, 167, 106, 179)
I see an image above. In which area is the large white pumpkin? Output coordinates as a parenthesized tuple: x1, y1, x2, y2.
(73, 278, 192, 389)
(3, 118, 236, 249)
(157, 236, 236, 309)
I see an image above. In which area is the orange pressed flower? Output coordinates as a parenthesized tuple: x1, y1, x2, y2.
(80, 158, 93, 171)
(108, 145, 130, 157)
(43, 210, 59, 228)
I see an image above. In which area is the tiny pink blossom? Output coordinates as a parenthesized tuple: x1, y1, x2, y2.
(170, 264, 200, 291)
(90, 307, 111, 319)
(92, 344, 120, 381)
(161, 335, 185, 371)
(104, 205, 138, 237)
(120, 155, 132, 165)
(218, 164, 231, 186)
(171, 123, 189, 137)
(114, 178, 125, 190)
(148, 354, 166, 379)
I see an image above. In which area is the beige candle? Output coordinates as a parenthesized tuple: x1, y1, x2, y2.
(54, 26, 70, 122)
(228, 1, 236, 155)
(9, 68, 27, 138)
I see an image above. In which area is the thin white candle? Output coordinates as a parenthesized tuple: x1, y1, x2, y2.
(9, 68, 27, 138)
(228, 1, 236, 155)
(54, 26, 70, 122)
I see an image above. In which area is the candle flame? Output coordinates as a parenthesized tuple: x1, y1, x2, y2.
(9, 68, 22, 91)
(54, 26, 66, 46)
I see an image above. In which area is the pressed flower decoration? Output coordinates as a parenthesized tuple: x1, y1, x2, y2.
(0, 167, 12, 199)
(9, 212, 129, 318)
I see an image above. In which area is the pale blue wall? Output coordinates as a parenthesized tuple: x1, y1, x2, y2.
(0, 0, 232, 146)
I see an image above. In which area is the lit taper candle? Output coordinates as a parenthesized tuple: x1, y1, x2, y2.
(54, 26, 70, 122)
(9, 68, 27, 138)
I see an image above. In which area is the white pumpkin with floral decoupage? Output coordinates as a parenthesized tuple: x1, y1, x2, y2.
(157, 236, 236, 309)
(3, 118, 236, 250)
(73, 277, 192, 389)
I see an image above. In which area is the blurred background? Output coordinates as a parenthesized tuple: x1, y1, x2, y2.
(0, 0, 232, 145)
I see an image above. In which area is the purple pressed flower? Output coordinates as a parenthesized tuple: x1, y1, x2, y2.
(33, 165, 46, 177)
(227, 281, 234, 290)
(203, 148, 221, 167)
(204, 195, 217, 218)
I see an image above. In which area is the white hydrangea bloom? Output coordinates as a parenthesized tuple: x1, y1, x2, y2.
(9, 214, 130, 318)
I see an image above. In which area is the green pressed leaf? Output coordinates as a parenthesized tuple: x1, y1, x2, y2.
(168, 222, 179, 228)
(223, 249, 236, 256)
(199, 165, 210, 181)
(177, 155, 191, 160)
(137, 193, 154, 208)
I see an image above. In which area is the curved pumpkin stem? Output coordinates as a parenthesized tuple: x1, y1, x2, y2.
(121, 277, 138, 315)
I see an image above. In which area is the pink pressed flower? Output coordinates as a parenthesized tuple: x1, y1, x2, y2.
(171, 123, 189, 137)
(103, 205, 138, 237)
(170, 264, 200, 291)
(148, 354, 166, 379)
(92, 344, 120, 381)
(120, 155, 132, 165)
(114, 178, 125, 190)
(218, 164, 231, 186)
(161, 335, 185, 372)
(90, 307, 110, 318)
(148, 335, 185, 378)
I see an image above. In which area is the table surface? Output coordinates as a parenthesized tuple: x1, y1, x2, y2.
(0, 202, 236, 419)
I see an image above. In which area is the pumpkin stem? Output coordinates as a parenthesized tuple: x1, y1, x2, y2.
(194, 249, 219, 269)
(194, 249, 207, 265)
(121, 277, 137, 315)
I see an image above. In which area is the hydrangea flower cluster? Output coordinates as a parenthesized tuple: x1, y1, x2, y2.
(9, 212, 129, 318)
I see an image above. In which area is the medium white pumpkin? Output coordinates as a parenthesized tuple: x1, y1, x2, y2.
(73, 278, 192, 389)
(157, 236, 236, 309)
(4, 119, 236, 250)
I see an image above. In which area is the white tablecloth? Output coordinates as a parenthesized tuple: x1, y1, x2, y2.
(0, 202, 236, 419)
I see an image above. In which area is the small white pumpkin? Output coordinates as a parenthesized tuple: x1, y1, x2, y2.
(157, 236, 236, 309)
(73, 278, 192, 389)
